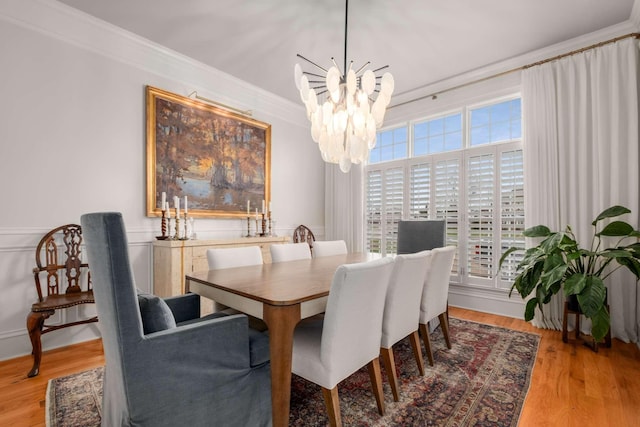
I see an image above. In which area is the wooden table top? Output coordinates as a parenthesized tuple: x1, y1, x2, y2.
(187, 252, 374, 306)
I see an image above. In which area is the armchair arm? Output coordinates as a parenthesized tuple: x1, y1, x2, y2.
(122, 314, 271, 425)
(163, 292, 200, 323)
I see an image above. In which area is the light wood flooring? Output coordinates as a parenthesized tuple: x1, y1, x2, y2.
(0, 307, 638, 426)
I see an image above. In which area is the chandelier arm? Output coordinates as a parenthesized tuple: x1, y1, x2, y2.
(344, 0, 349, 74)
(372, 65, 390, 73)
(331, 57, 343, 77)
(304, 71, 326, 79)
(297, 53, 328, 73)
(354, 61, 371, 75)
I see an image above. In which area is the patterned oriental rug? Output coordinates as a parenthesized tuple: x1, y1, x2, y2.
(47, 318, 539, 427)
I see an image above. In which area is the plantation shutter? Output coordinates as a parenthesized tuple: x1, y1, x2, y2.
(410, 162, 431, 218)
(384, 168, 404, 254)
(467, 153, 495, 279)
(434, 158, 460, 273)
(366, 170, 383, 253)
(499, 149, 525, 286)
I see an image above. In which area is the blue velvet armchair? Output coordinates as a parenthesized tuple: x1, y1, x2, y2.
(81, 212, 272, 427)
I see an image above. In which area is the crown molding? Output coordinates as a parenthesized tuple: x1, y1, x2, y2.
(0, 0, 305, 126)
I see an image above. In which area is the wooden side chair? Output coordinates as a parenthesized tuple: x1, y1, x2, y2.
(293, 224, 315, 253)
(27, 224, 97, 377)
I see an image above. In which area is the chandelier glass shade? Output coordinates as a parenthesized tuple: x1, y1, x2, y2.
(294, 2, 394, 173)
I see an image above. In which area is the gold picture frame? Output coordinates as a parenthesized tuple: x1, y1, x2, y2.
(146, 86, 271, 218)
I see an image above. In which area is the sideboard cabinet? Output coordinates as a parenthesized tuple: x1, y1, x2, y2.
(152, 236, 289, 297)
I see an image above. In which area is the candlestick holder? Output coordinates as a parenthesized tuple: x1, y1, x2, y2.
(156, 209, 169, 240)
(181, 212, 189, 240)
(260, 213, 267, 237)
(174, 215, 181, 240)
(166, 217, 173, 239)
(254, 218, 260, 237)
(246, 217, 251, 237)
(189, 217, 196, 239)
(268, 211, 272, 236)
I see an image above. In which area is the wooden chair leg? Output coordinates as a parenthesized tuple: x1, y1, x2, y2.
(409, 330, 425, 376)
(367, 358, 385, 416)
(439, 313, 452, 349)
(562, 302, 569, 343)
(321, 386, 342, 427)
(419, 322, 434, 366)
(26, 310, 50, 378)
(380, 347, 400, 401)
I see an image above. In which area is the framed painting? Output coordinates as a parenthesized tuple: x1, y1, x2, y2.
(146, 86, 271, 218)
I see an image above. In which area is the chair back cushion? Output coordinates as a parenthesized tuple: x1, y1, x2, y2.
(270, 242, 312, 263)
(206, 246, 263, 270)
(381, 251, 431, 348)
(312, 240, 348, 258)
(137, 292, 177, 334)
(320, 257, 394, 387)
(397, 220, 446, 254)
(420, 246, 456, 322)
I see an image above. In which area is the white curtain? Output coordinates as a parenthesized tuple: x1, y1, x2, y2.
(324, 163, 364, 252)
(522, 37, 640, 343)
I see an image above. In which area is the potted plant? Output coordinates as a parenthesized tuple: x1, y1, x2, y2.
(499, 205, 640, 342)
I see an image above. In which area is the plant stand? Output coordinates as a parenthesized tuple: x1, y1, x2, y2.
(562, 300, 612, 352)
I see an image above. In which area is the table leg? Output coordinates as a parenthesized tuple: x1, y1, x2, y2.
(263, 303, 301, 427)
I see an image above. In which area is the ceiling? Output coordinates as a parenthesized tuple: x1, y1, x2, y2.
(56, 0, 636, 105)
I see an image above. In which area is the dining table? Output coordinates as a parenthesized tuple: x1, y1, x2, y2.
(185, 252, 374, 427)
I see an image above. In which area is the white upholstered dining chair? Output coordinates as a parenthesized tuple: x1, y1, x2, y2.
(312, 240, 348, 258)
(419, 245, 456, 366)
(206, 246, 263, 270)
(292, 257, 394, 427)
(206, 246, 263, 313)
(380, 251, 431, 401)
(270, 242, 311, 263)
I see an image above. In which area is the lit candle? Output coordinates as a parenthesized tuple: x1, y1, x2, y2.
(167, 204, 171, 219)
(161, 192, 166, 210)
(174, 196, 179, 210)
(269, 201, 272, 212)
(184, 196, 188, 214)
(176, 207, 180, 219)
(262, 199, 265, 214)
(247, 200, 250, 215)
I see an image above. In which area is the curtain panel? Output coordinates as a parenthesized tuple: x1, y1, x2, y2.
(324, 163, 364, 252)
(522, 37, 640, 343)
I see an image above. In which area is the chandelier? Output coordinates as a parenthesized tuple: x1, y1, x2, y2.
(293, 0, 394, 173)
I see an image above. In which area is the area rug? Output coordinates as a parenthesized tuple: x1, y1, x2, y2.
(47, 318, 539, 426)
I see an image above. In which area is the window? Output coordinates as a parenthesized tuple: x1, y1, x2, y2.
(368, 126, 408, 164)
(414, 113, 462, 155)
(470, 98, 521, 146)
(365, 96, 524, 291)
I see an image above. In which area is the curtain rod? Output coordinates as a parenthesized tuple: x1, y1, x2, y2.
(389, 32, 640, 109)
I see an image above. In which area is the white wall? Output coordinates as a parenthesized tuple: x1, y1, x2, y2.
(0, 0, 324, 361)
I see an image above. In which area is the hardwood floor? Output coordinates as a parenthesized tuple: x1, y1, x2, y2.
(0, 307, 638, 426)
